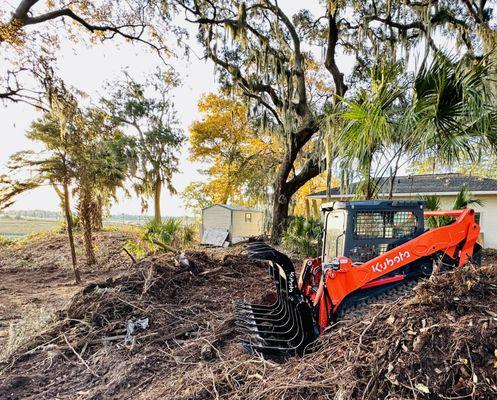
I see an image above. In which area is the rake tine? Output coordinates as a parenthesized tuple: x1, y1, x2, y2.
(235, 303, 283, 317)
(239, 307, 308, 355)
(237, 243, 317, 357)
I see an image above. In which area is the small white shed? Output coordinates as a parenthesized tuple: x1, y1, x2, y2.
(201, 204, 264, 245)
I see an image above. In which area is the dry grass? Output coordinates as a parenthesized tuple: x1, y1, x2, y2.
(0, 306, 55, 363)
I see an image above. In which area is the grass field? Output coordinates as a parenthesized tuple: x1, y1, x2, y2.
(0, 218, 60, 239)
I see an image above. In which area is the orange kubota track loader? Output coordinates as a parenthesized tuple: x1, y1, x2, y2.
(235, 200, 481, 356)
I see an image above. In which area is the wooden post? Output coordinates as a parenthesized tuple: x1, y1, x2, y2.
(312, 199, 319, 218)
(305, 199, 311, 219)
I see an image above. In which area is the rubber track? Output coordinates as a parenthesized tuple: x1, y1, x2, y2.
(336, 279, 421, 321)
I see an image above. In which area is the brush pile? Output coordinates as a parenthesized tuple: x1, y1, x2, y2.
(1, 248, 496, 400)
(233, 265, 497, 400)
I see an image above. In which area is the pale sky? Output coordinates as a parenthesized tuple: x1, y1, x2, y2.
(0, 1, 425, 217)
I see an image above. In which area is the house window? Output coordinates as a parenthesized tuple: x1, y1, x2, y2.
(245, 213, 252, 223)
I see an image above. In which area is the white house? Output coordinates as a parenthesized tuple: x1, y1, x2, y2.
(201, 204, 264, 245)
(307, 173, 497, 248)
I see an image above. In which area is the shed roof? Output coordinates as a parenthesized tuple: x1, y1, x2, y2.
(308, 173, 497, 199)
(203, 204, 262, 213)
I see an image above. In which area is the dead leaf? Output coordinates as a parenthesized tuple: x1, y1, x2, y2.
(413, 335, 425, 352)
(415, 383, 430, 394)
(446, 314, 456, 322)
(386, 373, 399, 386)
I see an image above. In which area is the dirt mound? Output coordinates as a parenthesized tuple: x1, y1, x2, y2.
(0, 231, 137, 349)
(1, 246, 496, 400)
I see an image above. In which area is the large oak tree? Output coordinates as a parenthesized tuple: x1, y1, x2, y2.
(177, 0, 347, 239)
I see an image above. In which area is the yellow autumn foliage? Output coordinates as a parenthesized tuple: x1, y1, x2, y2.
(189, 93, 281, 205)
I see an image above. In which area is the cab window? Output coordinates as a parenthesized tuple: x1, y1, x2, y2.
(324, 210, 346, 263)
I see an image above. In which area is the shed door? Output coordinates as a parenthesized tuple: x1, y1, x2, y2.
(202, 206, 231, 233)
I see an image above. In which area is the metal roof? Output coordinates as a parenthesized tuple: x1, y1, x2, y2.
(308, 173, 497, 198)
(202, 204, 262, 212)
(322, 200, 426, 211)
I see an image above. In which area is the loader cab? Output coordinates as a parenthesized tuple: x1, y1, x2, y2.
(321, 200, 425, 265)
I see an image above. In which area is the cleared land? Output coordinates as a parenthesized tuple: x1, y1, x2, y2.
(0, 234, 496, 399)
(0, 218, 60, 239)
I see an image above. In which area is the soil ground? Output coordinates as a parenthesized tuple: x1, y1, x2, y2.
(0, 231, 137, 349)
(0, 233, 496, 399)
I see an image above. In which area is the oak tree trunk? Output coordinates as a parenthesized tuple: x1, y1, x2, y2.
(270, 130, 320, 242)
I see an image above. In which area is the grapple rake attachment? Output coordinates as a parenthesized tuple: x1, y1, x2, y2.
(235, 242, 318, 357)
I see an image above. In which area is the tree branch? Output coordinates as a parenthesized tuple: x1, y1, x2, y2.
(206, 46, 283, 124)
(325, 6, 347, 97)
(286, 156, 322, 196)
(3, 0, 166, 61)
(264, 0, 309, 117)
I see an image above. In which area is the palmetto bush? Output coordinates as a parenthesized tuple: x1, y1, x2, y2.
(420, 185, 483, 229)
(282, 216, 323, 258)
(125, 218, 198, 260)
(144, 218, 198, 250)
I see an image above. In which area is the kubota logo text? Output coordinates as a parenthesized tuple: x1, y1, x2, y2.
(288, 271, 296, 293)
(372, 250, 411, 273)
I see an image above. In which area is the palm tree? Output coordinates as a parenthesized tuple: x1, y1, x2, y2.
(335, 62, 406, 199)
(453, 185, 483, 210)
(413, 52, 497, 165)
(420, 185, 483, 228)
(333, 52, 496, 201)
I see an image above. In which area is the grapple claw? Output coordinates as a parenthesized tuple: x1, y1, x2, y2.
(235, 243, 318, 357)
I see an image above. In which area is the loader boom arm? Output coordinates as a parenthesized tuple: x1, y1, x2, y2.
(323, 208, 480, 312)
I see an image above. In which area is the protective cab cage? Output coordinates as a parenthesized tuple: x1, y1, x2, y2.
(322, 200, 425, 264)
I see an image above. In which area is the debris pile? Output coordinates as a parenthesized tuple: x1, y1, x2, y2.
(233, 265, 497, 399)
(1, 247, 496, 400)
(0, 250, 268, 399)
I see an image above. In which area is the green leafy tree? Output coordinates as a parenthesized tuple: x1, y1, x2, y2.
(334, 62, 406, 199)
(0, 85, 82, 281)
(70, 107, 135, 265)
(0, 83, 134, 273)
(102, 71, 184, 223)
(181, 182, 213, 217)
